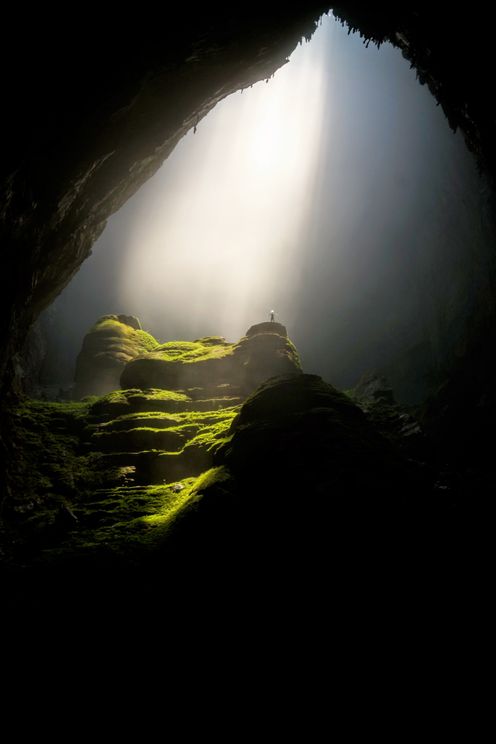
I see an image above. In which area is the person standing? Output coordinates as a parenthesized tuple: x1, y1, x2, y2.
(270, 310, 275, 322)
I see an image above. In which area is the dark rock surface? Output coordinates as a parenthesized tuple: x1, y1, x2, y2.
(74, 315, 158, 398)
(348, 372, 431, 468)
(221, 373, 424, 500)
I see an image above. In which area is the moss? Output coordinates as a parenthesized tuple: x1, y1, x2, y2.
(182, 419, 234, 455)
(138, 467, 230, 532)
(53, 467, 230, 555)
(5, 398, 123, 554)
(90, 426, 188, 452)
(75, 318, 161, 397)
(5, 395, 232, 557)
(89, 388, 193, 417)
(286, 338, 302, 369)
(5, 325, 306, 566)
(84, 318, 159, 361)
(88, 404, 238, 481)
(146, 338, 234, 364)
(97, 406, 238, 431)
(195, 336, 227, 345)
(121, 326, 302, 393)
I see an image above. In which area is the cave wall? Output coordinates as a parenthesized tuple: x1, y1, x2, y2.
(332, 3, 496, 175)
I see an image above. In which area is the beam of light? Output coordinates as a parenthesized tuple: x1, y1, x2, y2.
(43, 12, 483, 400)
(118, 17, 330, 341)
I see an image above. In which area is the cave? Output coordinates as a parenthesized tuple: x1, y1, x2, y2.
(1, 4, 494, 635)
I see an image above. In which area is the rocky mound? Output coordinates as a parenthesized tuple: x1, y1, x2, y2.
(222, 374, 415, 496)
(74, 315, 158, 398)
(245, 321, 287, 337)
(127, 374, 433, 574)
(120, 323, 301, 395)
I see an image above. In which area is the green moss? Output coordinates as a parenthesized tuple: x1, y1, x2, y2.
(7, 394, 232, 556)
(6, 399, 123, 551)
(6, 325, 304, 565)
(97, 406, 238, 431)
(89, 388, 193, 417)
(86, 318, 159, 361)
(286, 338, 302, 369)
(135, 329, 160, 351)
(195, 336, 227, 344)
(139, 467, 229, 532)
(183, 419, 234, 455)
(59, 467, 230, 554)
(147, 339, 234, 364)
(89, 405, 238, 463)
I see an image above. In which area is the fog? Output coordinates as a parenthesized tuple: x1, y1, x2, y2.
(40, 13, 492, 401)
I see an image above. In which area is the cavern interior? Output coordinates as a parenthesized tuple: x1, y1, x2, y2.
(1, 4, 495, 628)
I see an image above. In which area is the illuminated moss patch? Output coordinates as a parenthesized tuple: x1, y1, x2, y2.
(89, 387, 194, 417)
(121, 323, 302, 393)
(91, 317, 159, 356)
(148, 338, 234, 364)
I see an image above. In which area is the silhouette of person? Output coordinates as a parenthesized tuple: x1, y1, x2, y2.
(270, 310, 275, 322)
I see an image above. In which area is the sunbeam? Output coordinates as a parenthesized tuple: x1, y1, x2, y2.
(118, 20, 329, 339)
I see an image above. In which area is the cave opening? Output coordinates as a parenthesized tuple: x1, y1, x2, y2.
(3, 7, 496, 623)
(31, 12, 492, 407)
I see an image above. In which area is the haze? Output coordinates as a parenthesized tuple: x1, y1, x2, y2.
(40, 13, 492, 401)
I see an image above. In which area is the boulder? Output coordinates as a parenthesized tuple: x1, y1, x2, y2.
(219, 373, 428, 506)
(74, 315, 158, 398)
(114, 314, 142, 331)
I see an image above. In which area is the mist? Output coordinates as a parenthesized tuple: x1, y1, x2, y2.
(39, 12, 493, 401)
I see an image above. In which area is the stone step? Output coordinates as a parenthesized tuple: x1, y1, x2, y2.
(88, 427, 187, 453)
(88, 388, 243, 421)
(95, 443, 217, 485)
(71, 478, 195, 530)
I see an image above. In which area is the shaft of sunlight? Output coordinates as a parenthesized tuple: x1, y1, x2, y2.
(119, 17, 331, 341)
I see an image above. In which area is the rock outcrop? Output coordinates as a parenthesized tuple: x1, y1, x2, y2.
(245, 321, 287, 337)
(74, 315, 158, 399)
(120, 323, 301, 396)
(221, 373, 419, 499)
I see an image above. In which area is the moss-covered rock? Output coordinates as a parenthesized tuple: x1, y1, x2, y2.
(4, 328, 450, 630)
(74, 315, 159, 398)
(152, 374, 434, 575)
(221, 373, 418, 498)
(120, 322, 301, 394)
